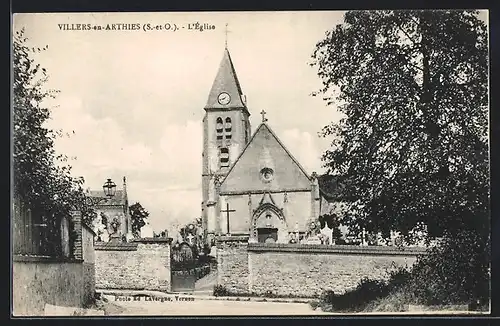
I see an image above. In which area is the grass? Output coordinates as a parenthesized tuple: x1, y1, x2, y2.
(213, 285, 317, 299)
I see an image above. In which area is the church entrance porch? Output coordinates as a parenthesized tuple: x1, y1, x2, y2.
(250, 199, 288, 244)
(257, 228, 278, 243)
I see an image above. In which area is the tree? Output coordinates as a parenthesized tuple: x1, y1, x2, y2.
(129, 202, 149, 238)
(311, 10, 488, 239)
(13, 28, 97, 255)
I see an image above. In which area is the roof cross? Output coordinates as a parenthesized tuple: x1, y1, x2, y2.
(225, 23, 231, 49)
(260, 109, 268, 123)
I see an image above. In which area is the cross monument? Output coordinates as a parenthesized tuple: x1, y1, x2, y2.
(221, 203, 236, 235)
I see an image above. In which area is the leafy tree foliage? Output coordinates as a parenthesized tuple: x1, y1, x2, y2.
(129, 202, 149, 238)
(406, 228, 490, 305)
(311, 10, 488, 239)
(13, 28, 96, 232)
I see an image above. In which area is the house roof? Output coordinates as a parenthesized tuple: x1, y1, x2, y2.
(204, 48, 247, 111)
(88, 190, 127, 206)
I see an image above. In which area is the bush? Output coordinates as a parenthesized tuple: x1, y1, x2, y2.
(319, 229, 490, 312)
(386, 266, 412, 292)
(213, 285, 229, 297)
(404, 229, 490, 306)
(320, 278, 391, 312)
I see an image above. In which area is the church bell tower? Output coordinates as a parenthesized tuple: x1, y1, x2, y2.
(201, 46, 251, 245)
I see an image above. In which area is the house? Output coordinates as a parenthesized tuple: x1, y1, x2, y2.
(88, 177, 133, 243)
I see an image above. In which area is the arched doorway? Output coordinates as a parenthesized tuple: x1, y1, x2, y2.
(251, 203, 287, 243)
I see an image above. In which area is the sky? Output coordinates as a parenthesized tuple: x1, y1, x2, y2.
(13, 11, 346, 232)
(12, 10, 489, 233)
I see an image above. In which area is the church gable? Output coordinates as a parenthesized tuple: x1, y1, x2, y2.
(219, 123, 312, 194)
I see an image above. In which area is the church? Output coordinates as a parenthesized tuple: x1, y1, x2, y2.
(201, 46, 334, 245)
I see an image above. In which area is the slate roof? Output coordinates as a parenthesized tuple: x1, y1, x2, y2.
(317, 174, 348, 202)
(204, 48, 247, 110)
(88, 190, 127, 206)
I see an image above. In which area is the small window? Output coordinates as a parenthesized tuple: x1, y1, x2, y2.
(216, 117, 223, 134)
(265, 214, 272, 227)
(216, 135, 223, 140)
(225, 117, 232, 133)
(226, 134, 232, 140)
(220, 147, 230, 167)
(260, 168, 274, 183)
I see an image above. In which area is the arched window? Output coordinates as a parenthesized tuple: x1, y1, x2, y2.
(224, 117, 232, 141)
(225, 117, 232, 132)
(265, 213, 272, 227)
(216, 117, 223, 140)
(220, 147, 230, 168)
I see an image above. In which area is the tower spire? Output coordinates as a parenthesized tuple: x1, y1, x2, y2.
(204, 46, 246, 110)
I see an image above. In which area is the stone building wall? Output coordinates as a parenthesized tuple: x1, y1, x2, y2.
(216, 241, 426, 298)
(95, 238, 172, 292)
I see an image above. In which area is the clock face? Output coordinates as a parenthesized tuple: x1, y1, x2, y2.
(218, 92, 231, 105)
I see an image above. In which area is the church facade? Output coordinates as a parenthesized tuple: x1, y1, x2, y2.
(201, 47, 331, 245)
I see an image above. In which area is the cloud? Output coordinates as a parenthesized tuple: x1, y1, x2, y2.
(158, 120, 202, 183)
(46, 95, 154, 174)
(281, 128, 328, 175)
(21, 11, 349, 233)
(45, 98, 203, 231)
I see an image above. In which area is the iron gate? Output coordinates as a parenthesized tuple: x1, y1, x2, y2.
(171, 242, 197, 292)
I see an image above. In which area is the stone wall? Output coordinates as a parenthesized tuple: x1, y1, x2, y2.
(216, 241, 426, 298)
(95, 238, 172, 292)
(216, 236, 250, 294)
(82, 225, 96, 304)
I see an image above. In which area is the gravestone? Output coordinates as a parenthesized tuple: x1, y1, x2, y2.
(305, 235, 322, 245)
(108, 217, 121, 244)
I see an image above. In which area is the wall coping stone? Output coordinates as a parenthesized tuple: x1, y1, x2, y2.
(13, 254, 83, 263)
(247, 243, 427, 256)
(95, 242, 138, 251)
(133, 237, 173, 244)
(216, 235, 250, 242)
